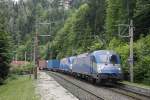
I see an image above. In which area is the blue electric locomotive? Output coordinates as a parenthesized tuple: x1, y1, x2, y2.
(72, 50, 122, 83)
(60, 56, 76, 73)
(68, 56, 76, 72)
(60, 58, 70, 73)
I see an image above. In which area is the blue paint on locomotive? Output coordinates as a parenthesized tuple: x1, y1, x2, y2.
(68, 56, 76, 72)
(60, 58, 70, 72)
(60, 56, 76, 72)
(72, 50, 122, 80)
(72, 53, 92, 75)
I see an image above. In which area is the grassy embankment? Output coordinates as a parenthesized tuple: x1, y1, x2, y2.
(122, 81, 150, 89)
(0, 75, 39, 100)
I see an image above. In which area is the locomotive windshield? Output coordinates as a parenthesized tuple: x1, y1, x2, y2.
(95, 54, 120, 64)
(95, 55, 109, 63)
(109, 55, 120, 64)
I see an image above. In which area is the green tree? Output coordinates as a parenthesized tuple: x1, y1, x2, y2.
(134, 0, 150, 39)
(134, 35, 150, 85)
(53, 1, 106, 58)
(105, 0, 128, 40)
(53, 4, 92, 58)
(0, 31, 12, 83)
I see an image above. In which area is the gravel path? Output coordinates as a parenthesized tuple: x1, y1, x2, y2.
(36, 71, 78, 100)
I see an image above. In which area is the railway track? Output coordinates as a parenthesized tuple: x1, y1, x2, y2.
(47, 71, 149, 100)
(48, 71, 104, 100)
(102, 85, 149, 100)
(110, 82, 150, 100)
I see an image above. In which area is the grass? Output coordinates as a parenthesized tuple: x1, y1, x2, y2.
(0, 75, 39, 100)
(122, 81, 150, 89)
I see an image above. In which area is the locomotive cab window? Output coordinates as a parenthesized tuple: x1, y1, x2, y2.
(95, 55, 109, 63)
(110, 55, 120, 64)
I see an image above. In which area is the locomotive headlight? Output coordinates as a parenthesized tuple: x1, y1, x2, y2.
(97, 67, 101, 72)
(97, 64, 103, 73)
(118, 67, 121, 71)
(70, 64, 73, 69)
(118, 67, 122, 73)
(116, 65, 121, 71)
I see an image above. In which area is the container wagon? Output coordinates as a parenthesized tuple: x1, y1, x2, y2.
(47, 59, 60, 71)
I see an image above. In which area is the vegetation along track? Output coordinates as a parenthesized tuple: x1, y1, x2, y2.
(47, 71, 149, 100)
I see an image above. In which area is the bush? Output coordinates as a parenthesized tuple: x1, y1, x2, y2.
(0, 31, 12, 83)
(134, 35, 150, 85)
(0, 62, 10, 84)
(10, 63, 34, 75)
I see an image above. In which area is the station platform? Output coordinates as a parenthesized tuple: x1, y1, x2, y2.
(36, 71, 78, 100)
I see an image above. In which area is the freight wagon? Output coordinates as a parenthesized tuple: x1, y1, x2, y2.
(39, 60, 47, 70)
(47, 60, 60, 71)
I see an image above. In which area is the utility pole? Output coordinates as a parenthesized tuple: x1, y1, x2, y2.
(33, 22, 52, 79)
(34, 23, 38, 79)
(129, 20, 134, 82)
(117, 19, 134, 82)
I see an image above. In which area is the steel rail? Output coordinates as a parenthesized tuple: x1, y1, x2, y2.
(47, 71, 149, 100)
(110, 83, 150, 100)
(48, 71, 104, 100)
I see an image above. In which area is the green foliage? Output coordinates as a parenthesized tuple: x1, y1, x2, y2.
(107, 35, 150, 85)
(0, 31, 12, 83)
(89, 39, 104, 51)
(53, 1, 106, 58)
(0, 0, 14, 83)
(135, 0, 150, 16)
(0, 32, 12, 63)
(71, 0, 87, 9)
(53, 4, 92, 58)
(104, 0, 150, 84)
(10, 63, 34, 75)
(134, 35, 150, 85)
(0, 62, 10, 84)
(134, 0, 150, 38)
(105, 0, 128, 38)
(0, 76, 39, 100)
(87, 0, 106, 34)
(39, 45, 47, 59)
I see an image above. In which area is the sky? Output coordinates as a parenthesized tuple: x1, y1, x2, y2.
(12, 0, 19, 2)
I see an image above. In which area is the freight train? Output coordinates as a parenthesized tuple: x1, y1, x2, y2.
(44, 50, 123, 83)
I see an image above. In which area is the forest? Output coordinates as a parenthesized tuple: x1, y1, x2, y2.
(0, 0, 150, 85)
